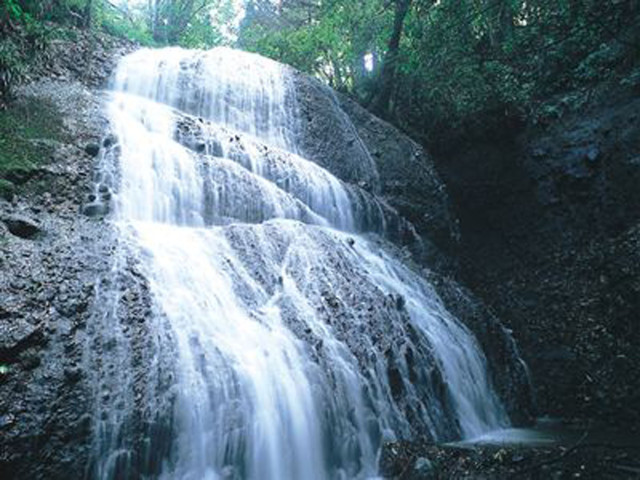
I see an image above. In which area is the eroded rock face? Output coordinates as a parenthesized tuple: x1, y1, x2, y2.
(282, 74, 535, 430)
(290, 72, 382, 192)
(335, 95, 459, 260)
(0, 85, 110, 478)
(166, 78, 532, 434)
(173, 111, 420, 246)
(0, 208, 114, 480)
(0, 37, 146, 479)
(432, 93, 640, 427)
(2, 214, 41, 238)
(1, 43, 535, 479)
(290, 73, 459, 270)
(424, 273, 535, 425)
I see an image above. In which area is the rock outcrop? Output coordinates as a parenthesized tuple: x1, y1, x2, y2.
(432, 90, 640, 428)
(291, 73, 459, 271)
(0, 32, 146, 480)
(0, 37, 535, 479)
(0, 82, 115, 478)
(289, 67, 534, 426)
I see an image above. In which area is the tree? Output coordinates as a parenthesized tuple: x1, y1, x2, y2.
(239, 0, 640, 144)
(149, 0, 230, 45)
(369, 0, 414, 118)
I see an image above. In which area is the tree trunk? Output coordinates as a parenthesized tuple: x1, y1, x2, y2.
(493, 0, 514, 47)
(370, 0, 413, 119)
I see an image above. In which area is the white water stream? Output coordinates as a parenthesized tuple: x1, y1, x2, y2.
(100, 47, 509, 479)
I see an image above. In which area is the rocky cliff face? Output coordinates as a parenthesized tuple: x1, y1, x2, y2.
(292, 73, 459, 272)
(0, 36, 534, 479)
(287, 70, 533, 427)
(0, 32, 145, 479)
(432, 89, 640, 428)
(0, 83, 110, 479)
(169, 58, 533, 428)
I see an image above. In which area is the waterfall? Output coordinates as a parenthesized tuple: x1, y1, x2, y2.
(95, 47, 509, 479)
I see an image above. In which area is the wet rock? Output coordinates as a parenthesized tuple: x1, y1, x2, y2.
(3, 215, 41, 239)
(82, 202, 109, 217)
(0, 180, 16, 201)
(102, 134, 117, 148)
(334, 92, 458, 268)
(381, 437, 640, 480)
(414, 456, 434, 476)
(395, 294, 405, 311)
(0, 32, 135, 479)
(85, 143, 100, 157)
(292, 72, 458, 267)
(585, 145, 600, 163)
(20, 352, 41, 370)
(74, 414, 93, 437)
(387, 365, 404, 398)
(427, 273, 536, 424)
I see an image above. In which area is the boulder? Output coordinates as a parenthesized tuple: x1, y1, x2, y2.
(3, 215, 41, 239)
(84, 143, 100, 157)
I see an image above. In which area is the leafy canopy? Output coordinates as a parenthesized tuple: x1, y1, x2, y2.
(238, 0, 640, 142)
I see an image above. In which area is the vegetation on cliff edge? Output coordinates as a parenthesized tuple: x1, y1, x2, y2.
(0, 97, 65, 198)
(1, 1, 639, 146)
(239, 0, 640, 144)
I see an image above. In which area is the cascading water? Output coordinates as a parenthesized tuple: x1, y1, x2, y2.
(96, 46, 510, 479)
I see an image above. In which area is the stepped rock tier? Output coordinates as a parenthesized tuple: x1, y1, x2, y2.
(0, 45, 532, 480)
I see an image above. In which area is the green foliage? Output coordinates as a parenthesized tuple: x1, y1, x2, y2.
(179, 16, 223, 49)
(3, 0, 638, 146)
(102, 13, 155, 46)
(0, 37, 26, 97)
(240, 0, 390, 92)
(0, 1, 75, 99)
(147, 0, 237, 47)
(0, 178, 16, 200)
(179, 0, 238, 48)
(95, 0, 238, 49)
(239, 0, 640, 143)
(0, 1, 244, 98)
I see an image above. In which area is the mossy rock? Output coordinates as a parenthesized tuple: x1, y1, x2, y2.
(0, 179, 15, 200)
(0, 97, 66, 192)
